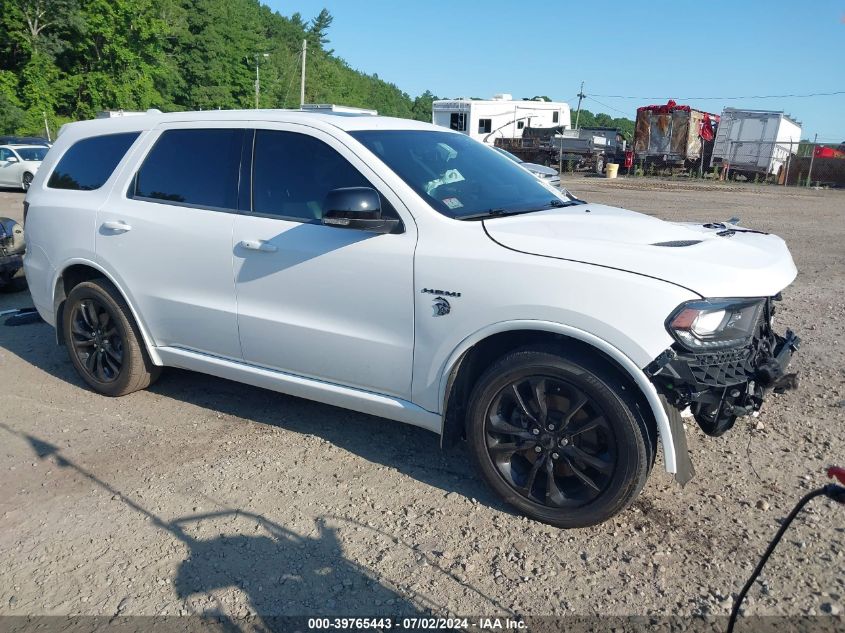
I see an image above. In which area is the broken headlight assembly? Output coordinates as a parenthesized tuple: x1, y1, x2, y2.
(666, 298, 764, 351)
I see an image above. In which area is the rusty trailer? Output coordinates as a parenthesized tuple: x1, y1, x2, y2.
(633, 100, 718, 170)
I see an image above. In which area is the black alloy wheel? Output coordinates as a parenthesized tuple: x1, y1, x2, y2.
(69, 298, 124, 383)
(484, 375, 615, 507)
(466, 346, 654, 528)
(62, 279, 160, 396)
(22, 172, 33, 191)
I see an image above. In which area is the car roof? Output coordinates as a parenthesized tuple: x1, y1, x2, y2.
(2, 144, 46, 150)
(58, 109, 447, 139)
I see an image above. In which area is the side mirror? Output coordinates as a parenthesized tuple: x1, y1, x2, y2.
(322, 187, 399, 234)
(5, 156, 18, 163)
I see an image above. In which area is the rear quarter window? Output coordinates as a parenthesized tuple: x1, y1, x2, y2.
(48, 132, 140, 191)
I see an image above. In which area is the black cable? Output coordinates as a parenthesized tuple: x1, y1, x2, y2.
(727, 485, 843, 633)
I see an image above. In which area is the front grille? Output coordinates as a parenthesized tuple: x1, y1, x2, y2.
(688, 347, 755, 387)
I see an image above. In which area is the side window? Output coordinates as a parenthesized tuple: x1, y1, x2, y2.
(517, 121, 525, 130)
(553, 111, 560, 124)
(0, 148, 11, 161)
(47, 132, 139, 191)
(449, 113, 467, 132)
(478, 118, 492, 134)
(252, 130, 394, 223)
(133, 128, 243, 210)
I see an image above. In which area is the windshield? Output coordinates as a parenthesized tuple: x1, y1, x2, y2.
(16, 147, 48, 161)
(350, 130, 573, 219)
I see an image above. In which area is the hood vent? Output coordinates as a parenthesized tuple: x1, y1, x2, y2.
(651, 240, 702, 247)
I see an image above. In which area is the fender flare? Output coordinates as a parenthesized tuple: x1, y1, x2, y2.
(51, 258, 163, 366)
(438, 319, 690, 477)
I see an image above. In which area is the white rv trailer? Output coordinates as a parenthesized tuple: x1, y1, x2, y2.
(710, 108, 802, 177)
(432, 94, 571, 145)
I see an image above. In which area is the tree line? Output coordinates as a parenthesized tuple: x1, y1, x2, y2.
(0, 0, 631, 138)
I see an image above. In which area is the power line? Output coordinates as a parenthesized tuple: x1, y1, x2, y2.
(587, 90, 845, 100)
(583, 96, 630, 117)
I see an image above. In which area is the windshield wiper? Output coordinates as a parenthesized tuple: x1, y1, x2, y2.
(458, 199, 581, 221)
(458, 208, 525, 221)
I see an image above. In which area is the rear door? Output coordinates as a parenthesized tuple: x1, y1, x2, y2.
(231, 125, 417, 398)
(96, 124, 246, 359)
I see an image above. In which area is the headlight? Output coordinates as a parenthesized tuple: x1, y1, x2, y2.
(667, 298, 764, 350)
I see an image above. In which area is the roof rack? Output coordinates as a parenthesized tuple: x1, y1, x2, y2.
(300, 104, 377, 116)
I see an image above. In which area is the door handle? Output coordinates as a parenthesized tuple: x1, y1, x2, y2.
(239, 239, 278, 253)
(102, 220, 132, 233)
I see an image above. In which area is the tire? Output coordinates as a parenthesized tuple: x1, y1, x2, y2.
(62, 279, 161, 396)
(466, 346, 654, 528)
(22, 172, 33, 191)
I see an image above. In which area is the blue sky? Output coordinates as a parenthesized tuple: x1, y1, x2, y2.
(266, 0, 845, 141)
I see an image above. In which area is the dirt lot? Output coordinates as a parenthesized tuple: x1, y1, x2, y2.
(1, 178, 844, 626)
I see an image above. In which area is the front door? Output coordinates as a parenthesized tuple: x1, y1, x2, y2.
(0, 148, 20, 187)
(232, 127, 416, 399)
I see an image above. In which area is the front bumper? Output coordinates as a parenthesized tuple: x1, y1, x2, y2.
(646, 298, 800, 436)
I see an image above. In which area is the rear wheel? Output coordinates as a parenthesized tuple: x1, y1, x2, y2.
(62, 279, 160, 396)
(466, 346, 653, 528)
(22, 172, 33, 191)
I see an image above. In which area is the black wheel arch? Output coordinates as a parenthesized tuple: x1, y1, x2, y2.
(441, 330, 658, 459)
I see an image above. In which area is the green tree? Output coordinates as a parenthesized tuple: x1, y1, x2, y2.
(308, 8, 333, 47)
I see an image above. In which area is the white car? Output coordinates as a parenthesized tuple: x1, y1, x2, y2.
(23, 110, 800, 528)
(0, 144, 49, 191)
(494, 146, 561, 188)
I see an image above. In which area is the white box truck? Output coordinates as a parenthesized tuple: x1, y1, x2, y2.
(432, 94, 571, 145)
(710, 108, 802, 179)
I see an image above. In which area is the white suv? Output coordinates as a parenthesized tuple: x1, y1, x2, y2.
(23, 110, 800, 527)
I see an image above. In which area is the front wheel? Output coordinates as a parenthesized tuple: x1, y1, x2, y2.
(466, 347, 654, 528)
(22, 172, 33, 191)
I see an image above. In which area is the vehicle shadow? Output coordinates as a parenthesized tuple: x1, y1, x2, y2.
(0, 318, 505, 511)
(0, 424, 451, 628)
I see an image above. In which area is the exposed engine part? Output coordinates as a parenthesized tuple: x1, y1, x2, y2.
(0, 217, 25, 257)
(0, 217, 25, 288)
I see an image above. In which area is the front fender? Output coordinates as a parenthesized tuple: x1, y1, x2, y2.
(437, 319, 693, 479)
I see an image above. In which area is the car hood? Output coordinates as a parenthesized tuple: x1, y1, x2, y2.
(483, 203, 797, 298)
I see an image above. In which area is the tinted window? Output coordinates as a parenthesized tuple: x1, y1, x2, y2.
(252, 130, 375, 222)
(478, 118, 492, 134)
(48, 132, 139, 191)
(134, 129, 243, 209)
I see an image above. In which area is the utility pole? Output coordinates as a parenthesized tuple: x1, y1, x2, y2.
(43, 112, 51, 142)
(806, 133, 818, 187)
(254, 53, 268, 109)
(574, 81, 585, 131)
(300, 39, 307, 107)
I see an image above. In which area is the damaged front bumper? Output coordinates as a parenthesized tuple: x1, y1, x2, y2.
(646, 297, 800, 438)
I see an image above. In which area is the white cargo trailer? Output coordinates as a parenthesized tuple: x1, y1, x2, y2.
(710, 108, 802, 178)
(432, 94, 571, 145)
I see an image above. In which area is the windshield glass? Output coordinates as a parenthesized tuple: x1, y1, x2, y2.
(350, 130, 570, 219)
(16, 147, 48, 161)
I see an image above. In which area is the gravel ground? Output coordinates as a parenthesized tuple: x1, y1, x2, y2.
(0, 178, 843, 625)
